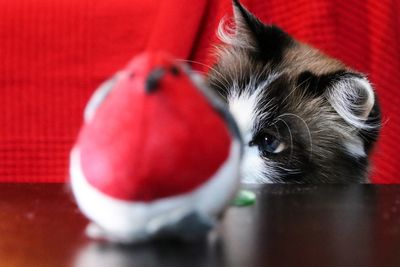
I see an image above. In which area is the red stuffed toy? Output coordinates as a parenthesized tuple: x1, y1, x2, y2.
(70, 52, 243, 243)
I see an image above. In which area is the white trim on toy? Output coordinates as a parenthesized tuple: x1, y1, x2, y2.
(70, 140, 241, 243)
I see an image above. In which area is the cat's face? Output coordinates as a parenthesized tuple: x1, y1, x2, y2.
(207, 0, 380, 183)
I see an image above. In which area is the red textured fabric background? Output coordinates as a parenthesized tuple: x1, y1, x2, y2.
(0, 0, 399, 183)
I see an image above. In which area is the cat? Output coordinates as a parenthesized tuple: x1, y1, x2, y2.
(207, 0, 381, 183)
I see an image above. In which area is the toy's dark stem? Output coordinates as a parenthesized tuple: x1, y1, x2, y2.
(145, 68, 165, 93)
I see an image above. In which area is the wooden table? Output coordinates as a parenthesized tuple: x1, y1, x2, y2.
(1, 184, 400, 267)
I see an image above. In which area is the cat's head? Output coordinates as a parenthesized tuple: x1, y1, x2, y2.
(207, 0, 381, 183)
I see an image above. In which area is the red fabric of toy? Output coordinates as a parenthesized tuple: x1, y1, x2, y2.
(0, 0, 399, 183)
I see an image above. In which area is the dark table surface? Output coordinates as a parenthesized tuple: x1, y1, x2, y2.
(1, 183, 400, 267)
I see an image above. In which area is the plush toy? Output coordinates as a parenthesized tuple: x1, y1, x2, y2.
(69, 52, 243, 243)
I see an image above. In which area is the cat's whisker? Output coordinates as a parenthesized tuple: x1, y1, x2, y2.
(275, 164, 301, 174)
(176, 59, 231, 87)
(239, 53, 244, 84)
(278, 113, 313, 161)
(209, 80, 229, 95)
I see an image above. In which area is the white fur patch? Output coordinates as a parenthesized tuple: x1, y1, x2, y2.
(240, 146, 275, 183)
(228, 75, 280, 137)
(227, 75, 282, 184)
(228, 91, 258, 137)
(344, 139, 366, 158)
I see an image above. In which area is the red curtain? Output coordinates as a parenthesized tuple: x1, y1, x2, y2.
(0, 0, 398, 183)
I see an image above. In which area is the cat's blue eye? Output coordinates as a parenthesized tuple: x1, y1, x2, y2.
(258, 133, 285, 154)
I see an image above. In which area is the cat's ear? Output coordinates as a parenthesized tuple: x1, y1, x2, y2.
(226, 0, 265, 49)
(325, 74, 377, 129)
(218, 0, 294, 62)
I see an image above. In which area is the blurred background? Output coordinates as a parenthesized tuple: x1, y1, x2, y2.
(0, 0, 398, 183)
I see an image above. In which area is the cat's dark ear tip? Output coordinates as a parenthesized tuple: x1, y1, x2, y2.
(232, 0, 245, 12)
